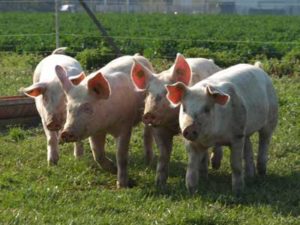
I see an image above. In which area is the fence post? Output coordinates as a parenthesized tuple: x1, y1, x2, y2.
(78, 0, 122, 57)
(55, 0, 60, 49)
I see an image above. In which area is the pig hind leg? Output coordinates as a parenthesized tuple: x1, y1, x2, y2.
(257, 127, 273, 176)
(73, 141, 84, 158)
(210, 146, 223, 170)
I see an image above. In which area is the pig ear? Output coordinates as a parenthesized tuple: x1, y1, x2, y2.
(165, 82, 187, 107)
(131, 59, 153, 91)
(87, 71, 111, 99)
(206, 85, 230, 105)
(171, 53, 191, 85)
(69, 72, 86, 85)
(55, 65, 73, 93)
(23, 82, 47, 98)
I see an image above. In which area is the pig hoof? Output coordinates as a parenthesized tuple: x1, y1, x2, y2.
(116, 180, 129, 189)
(257, 163, 266, 176)
(187, 185, 198, 195)
(211, 160, 221, 170)
(48, 159, 58, 166)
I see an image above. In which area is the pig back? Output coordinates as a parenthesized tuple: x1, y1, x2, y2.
(205, 64, 277, 135)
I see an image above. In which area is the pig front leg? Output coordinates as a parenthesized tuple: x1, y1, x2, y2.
(143, 125, 154, 165)
(153, 127, 173, 188)
(230, 137, 245, 196)
(185, 142, 208, 194)
(73, 141, 84, 158)
(89, 134, 117, 174)
(116, 126, 132, 188)
(42, 122, 59, 165)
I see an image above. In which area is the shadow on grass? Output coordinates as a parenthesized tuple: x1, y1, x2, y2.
(69, 143, 300, 218)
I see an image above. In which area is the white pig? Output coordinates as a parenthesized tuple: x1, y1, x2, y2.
(55, 55, 154, 188)
(23, 48, 85, 165)
(130, 53, 222, 187)
(165, 63, 278, 195)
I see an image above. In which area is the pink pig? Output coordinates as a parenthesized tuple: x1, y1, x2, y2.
(166, 63, 278, 195)
(55, 55, 154, 188)
(23, 48, 85, 165)
(130, 53, 222, 187)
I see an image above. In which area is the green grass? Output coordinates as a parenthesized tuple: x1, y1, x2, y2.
(0, 76, 299, 224)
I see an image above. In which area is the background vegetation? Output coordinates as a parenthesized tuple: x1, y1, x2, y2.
(0, 13, 299, 224)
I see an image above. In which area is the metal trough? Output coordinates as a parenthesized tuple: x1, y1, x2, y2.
(0, 95, 40, 129)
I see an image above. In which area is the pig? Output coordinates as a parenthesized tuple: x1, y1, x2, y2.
(130, 53, 223, 187)
(23, 48, 86, 165)
(165, 63, 278, 195)
(55, 55, 154, 188)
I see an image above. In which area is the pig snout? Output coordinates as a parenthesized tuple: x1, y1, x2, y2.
(182, 124, 198, 141)
(60, 130, 77, 143)
(142, 112, 160, 126)
(46, 120, 62, 131)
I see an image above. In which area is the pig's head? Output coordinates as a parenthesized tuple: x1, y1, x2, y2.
(23, 72, 85, 131)
(55, 65, 111, 142)
(165, 82, 230, 145)
(131, 53, 191, 127)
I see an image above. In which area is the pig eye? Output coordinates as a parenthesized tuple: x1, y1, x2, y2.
(79, 103, 93, 115)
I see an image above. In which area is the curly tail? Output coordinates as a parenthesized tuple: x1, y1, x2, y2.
(254, 61, 263, 69)
(52, 47, 68, 55)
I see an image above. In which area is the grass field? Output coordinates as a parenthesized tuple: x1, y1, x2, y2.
(0, 73, 299, 224)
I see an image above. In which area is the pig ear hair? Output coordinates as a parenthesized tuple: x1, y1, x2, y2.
(23, 82, 47, 98)
(206, 85, 230, 105)
(55, 65, 73, 93)
(131, 59, 153, 91)
(87, 71, 111, 99)
(171, 53, 191, 85)
(165, 82, 187, 107)
(69, 72, 86, 85)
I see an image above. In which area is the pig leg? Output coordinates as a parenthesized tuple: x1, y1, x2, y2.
(211, 146, 223, 170)
(143, 125, 154, 165)
(89, 134, 117, 174)
(116, 126, 132, 188)
(153, 127, 173, 188)
(73, 141, 84, 158)
(243, 136, 255, 178)
(230, 138, 245, 195)
(257, 128, 272, 175)
(185, 143, 207, 194)
(43, 122, 59, 165)
(199, 151, 209, 178)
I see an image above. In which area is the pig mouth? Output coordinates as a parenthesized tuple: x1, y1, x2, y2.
(59, 131, 81, 143)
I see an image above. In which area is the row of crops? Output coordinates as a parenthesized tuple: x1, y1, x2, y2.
(1, 12, 300, 76)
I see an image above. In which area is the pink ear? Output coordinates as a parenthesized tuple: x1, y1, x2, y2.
(172, 53, 191, 85)
(206, 85, 230, 105)
(55, 65, 73, 92)
(69, 72, 86, 85)
(131, 61, 150, 90)
(23, 82, 47, 97)
(87, 71, 111, 99)
(165, 82, 187, 106)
